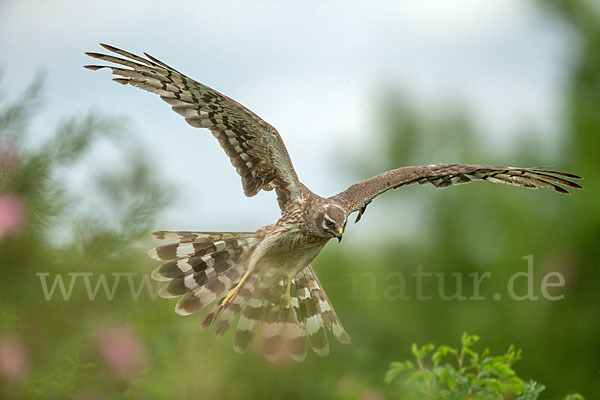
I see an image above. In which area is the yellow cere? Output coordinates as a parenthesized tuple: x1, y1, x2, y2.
(338, 227, 343, 235)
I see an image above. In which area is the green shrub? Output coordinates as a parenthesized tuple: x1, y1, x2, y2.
(385, 333, 584, 400)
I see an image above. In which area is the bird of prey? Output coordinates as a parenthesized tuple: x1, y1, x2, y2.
(85, 44, 583, 362)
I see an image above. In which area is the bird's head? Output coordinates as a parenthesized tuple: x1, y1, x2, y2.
(315, 204, 347, 242)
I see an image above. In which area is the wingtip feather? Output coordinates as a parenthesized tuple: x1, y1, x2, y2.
(100, 43, 120, 53)
(85, 52, 105, 60)
(83, 65, 103, 71)
(143, 51, 170, 68)
(533, 168, 583, 180)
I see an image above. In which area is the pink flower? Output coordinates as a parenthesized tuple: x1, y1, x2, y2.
(96, 324, 146, 380)
(0, 195, 26, 239)
(0, 335, 29, 383)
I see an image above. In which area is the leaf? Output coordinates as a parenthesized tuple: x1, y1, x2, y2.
(411, 342, 420, 359)
(432, 345, 455, 367)
(516, 380, 546, 400)
(564, 395, 585, 400)
(461, 332, 479, 348)
(385, 361, 412, 384)
(386, 334, 583, 399)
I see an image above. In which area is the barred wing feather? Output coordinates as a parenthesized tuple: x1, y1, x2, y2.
(333, 164, 583, 220)
(85, 44, 302, 210)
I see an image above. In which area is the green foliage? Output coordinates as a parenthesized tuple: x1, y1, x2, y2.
(1, 0, 599, 398)
(386, 333, 584, 400)
(0, 77, 172, 399)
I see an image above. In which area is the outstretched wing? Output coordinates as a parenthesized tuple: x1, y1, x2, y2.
(332, 164, 583, 222)
(85, 44, 301, 210)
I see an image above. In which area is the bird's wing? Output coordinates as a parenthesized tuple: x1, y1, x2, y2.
(332, 164, 583, 222)
(85, 44, 302, 210)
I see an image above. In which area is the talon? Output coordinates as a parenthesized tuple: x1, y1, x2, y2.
(221, 269, 251, 306)
(281, 277, 292, 309)
(222, 286, 240, 306)
(280, 293, 291, 309)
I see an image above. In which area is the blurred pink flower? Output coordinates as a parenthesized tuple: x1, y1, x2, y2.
(0, 335, 29, 383)
(0, 195, 26, 239)
(361, 389, 384, 400)
(96, 324, 146, 380)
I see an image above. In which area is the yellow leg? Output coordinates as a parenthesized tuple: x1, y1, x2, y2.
(222, 269, 251, 306)
(281, 277, 292, 309)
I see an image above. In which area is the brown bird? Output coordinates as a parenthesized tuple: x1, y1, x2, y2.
(85, 44, 583, 362)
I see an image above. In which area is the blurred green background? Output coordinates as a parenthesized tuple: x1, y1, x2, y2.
(0, 1, 598, 399)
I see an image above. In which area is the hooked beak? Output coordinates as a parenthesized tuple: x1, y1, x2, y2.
(336, 227, 343, 243)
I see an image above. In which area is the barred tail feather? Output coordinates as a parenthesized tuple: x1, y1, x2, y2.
(262, 304, 286, 361)
(149, 231, 255, 263)
(232, 265, 350, 362)
(234, 284, 266, 353)
(285, 304, 307, 362)
(305, 267, 352, 345)
(148, 230, 258, 316)
(299, 277, 329, 356)
(148, 233, 350, 361)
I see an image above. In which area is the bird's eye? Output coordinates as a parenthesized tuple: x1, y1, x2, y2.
(326, 221, 335, 229)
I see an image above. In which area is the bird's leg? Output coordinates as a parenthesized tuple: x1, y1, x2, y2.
(222, 269, 251, 306)
(281, 277, 292, 309)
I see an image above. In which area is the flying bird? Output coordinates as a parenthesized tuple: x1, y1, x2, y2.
(85, 44, 583, 362)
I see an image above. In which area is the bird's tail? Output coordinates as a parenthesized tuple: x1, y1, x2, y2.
(149, 230, 259, 314)
(149, 231, 350, 361)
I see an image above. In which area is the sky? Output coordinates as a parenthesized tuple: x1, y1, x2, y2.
(0, 0, 573, 239)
